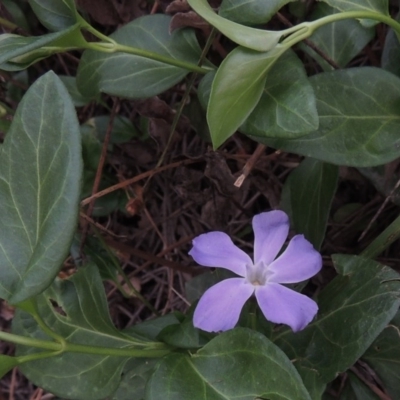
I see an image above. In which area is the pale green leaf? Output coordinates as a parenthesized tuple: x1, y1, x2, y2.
(281, 158, 338, 250)
(241, 50, 318, 138)
(0, 71, 82, 304)
(208, 45, 288, 148)
(220, 0, 295, 25)
(0, 25, 85, 71)
(146, 328, 312, 400)
(28, 0, 77, 31)
(13, 264, 149, 399)
(76, 14, 205, 99)
(187, 0, 296, 51)
(256, 67, 400, 167)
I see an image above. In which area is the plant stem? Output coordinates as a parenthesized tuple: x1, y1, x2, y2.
(0, 330, 172, 358)
(0, 330, 62, 351)
(282, 11, 400, 48)
(0, 16, 18, 31)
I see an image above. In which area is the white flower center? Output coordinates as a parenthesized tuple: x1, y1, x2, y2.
(245, 261, 270, 286)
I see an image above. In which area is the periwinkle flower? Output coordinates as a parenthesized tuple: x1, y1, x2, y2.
(189, 210, 322, 332)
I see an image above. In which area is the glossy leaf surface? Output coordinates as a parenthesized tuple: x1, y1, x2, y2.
(208, 45, 287, 148)
(147, 328, 312, 400)
(257, 67, 400, 167)
(0, 72, 82, 304)
(28, 0, 77, 31)
(13, 264, 147, 399)
(273, 255, 400, 390)
(77, 15, 204, 99)
(241, 50, 318, 138)
(281, 158, 338, 250)
(219, 0, 295, 25)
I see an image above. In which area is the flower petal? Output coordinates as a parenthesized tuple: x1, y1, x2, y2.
(268, 235, 322, 284)
(253, 211, 289, 265)
(255, 283, 318, 332)
(189, 232, 252, 277)
(193, 278, 254, 332)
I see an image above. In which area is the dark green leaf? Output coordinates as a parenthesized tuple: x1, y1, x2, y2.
(241, 50, 318, 139)
(83, 115, 140, 144)
(273, 255, 400, 388)
(208, 45, 287, 148)
(77, 15, 204, 99)
(28, 0, 77, 31)
(2, 0, 30, 32)
(12, 264, 147, 399)
(340, 371, 380, 400)
(112, 359, 158, 400)
(0, 355, 19, 378)
(363, 310, 400, 399)
(146, 328, 312, 400)
(0, 72, 82, 303)
(58, 75, 96, 107)
(382, 13, 400, 77)
(257, 67, 400, 167)
(281, 158, 338, 250)
(219, 0, 295, 25)
(306, 3, 374, 70)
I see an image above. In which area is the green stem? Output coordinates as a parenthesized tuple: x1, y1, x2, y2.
(64, 342, 172, 358)
(17, 351, 62, 364)
(0, 330, 62, 351)
(282, 11, 400, 48)
(0, 330, 172, 358)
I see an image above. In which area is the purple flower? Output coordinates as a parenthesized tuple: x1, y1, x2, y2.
(189, 210, 322, 332)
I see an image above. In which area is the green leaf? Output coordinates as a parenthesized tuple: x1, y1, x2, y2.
(382, 13, 400, 77)
(273, 255, 400, 388)
(0, 25, 86, 71)
(240, 50, 318, 139)
(340, 371, 380, 400)
(363, 310, 400, 398)
(256, 67, 400, 167)
(76, 14, 204, 99)
(83, 115, 140, 144)
(58, 75, 96, 107)
(208, 45, 287, 148)
(306, 3, 374, 70)
(2, 0, 31, 32)
(0, 71, 82, 304)
(12, 264, 146, 399)
(319, 0, 388, 16)
(146, 328, 312, 400)
(281, 158, 338, 250)
(0, 355, 19, 378)
(112, 358, 158, 400)
(219, 0, 295, 25)
(187, 0, 295, 51)
(28, 0, 78, 31)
